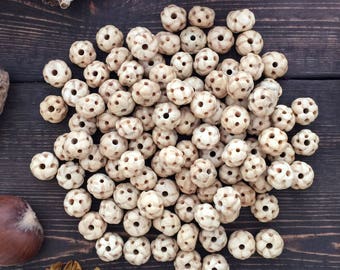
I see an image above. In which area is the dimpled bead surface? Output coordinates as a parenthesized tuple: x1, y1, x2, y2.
(256, 229, 284, 259)
(291, 129, 319, 156)
(226, 9, 255, 33)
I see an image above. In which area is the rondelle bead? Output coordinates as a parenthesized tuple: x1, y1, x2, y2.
(239, 53, 264, 81)
(185, 76, 205, 92)
(124, 236, 151, 266)
(108, 90, 135, 116)
(236, 30, 263, 56)
(262, 51, 288, 79)
(64, 188, 92, 218)
(123, 208, 151, 237)
(43, 59, 72, 88)
(227, 71, 254, 99)
(99, 199, 123, 224)
(177, 140, 199, 168)
(98, 79, 125, 103)
(267, 161, 294, 190)
(69, 40, 96, 68)
(79, 144, 107, 172)
(126, 27, 152, 49)
(207, 26, 234, 54)
(194, 203, 220, 231)
(149, 63, 177, 88)
(258, 127, 288, 156)
(217, 58, 239, 77)
(152, 127, 178, 149)
(106, 47, 133, 72)
(291, 97, 319, 125)
(204, 70, 228, 99)
(192, 123, 220, 150)
(226, 9, 255, 33)
(99, 131, 128, 160)
(291, 129, 319, 156)
(175, 194, 199, 223)
(199, 226, 228, 253)
(96, 25, 124, 53)
(188, 6, 215, 28)
(194, 48, 219, 76)
(167, 79, 195, 105)
(95, 232, 123, 262)
(64, 130, 93, 160)
(151, 234, 179, 262)
(251, 193, 279, 222)
(158, 146, 185, 173)
(130, 166, 157, 191)
(62, 79, 89, 107)
(180, 26, 207, 54)
(40, 95, 68, 123)
(174, 251, 202, 270)
(240, 154, 266, 182)
(154, 179, 180, 207)
(170, 52, 193, 80)
(204, 99, 226, 126)
(96, 111, 119, 134)
(87, 173, 114, 200)
(152, 102, 181, 130)
(118, 150, 145, 178)
(256, 229, 284, 259)
(213, 186, 241, 223)
(291, 161, 314, 190)
(219, 164, 242, 185)
(221, 105, 250, 135)
(153, 210, 181, 237)
(228, 230, 255, 260)
(117, 60, 144, 87)
(105, 159, 125, 182)
(199, 141, 224, 168)
(78, 212, 107, 241)
(137, 190, 164, 219)
(131, 79, 161, 107)
(69, 113, 96, 136)
(233, 181, 256, 207)
(160, 4, 187, 33)
(115, 117, 143, 140)
(202, 254, 230, 270)
(271, 105, 296, 132)
(190, 158, 217, 188)
(76, 93, 105, 120)
(222, 139, 249, 167)
(190, 91, 217, 119)
(113, 183, 140, 210)
(129, 30, 159, 61)
(175, 168, 197, 195)
(177, 223, 199, 252)
(54, 133, 72, 161)
(57, 161, 85, 189)
(156, 31, 180, 55)
(30, 152, 59, 181)
(83, 60, 110, 88)
(247, 113, 271, 136)
(133, 106, 155, 131)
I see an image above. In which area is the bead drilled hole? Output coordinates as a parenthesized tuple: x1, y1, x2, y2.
(239, 244, 245, 250)
(272, 62, 278, 68)
(266, 243, 273, 249)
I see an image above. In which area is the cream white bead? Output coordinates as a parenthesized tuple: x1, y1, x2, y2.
(199, 226, 227, 252)
(87, 173, 114, 199)
(99, 199, 123, 224)
(291, 161, 314, 190)
(57, 161, 85, 189)
(123, 208, 151, 237)
(96, 25, 123, 53)
(78, 212, 107, 241)
(124, 236, 151, 265)
(152, 234, 179, 262)
(95, 232, 123, 262)
(194, 203, 220, 231)
(267, 161, 293, 190)
(113, 183, 140, 210)
(62, 79, 89, 107)
(228, 230, 255, 260)
(256, 229, 284, 258)
(291, 129, 319, 156)
(222, 139, 249, 167)
(30, 152, 59, 181)
(64, 188, 91, 218)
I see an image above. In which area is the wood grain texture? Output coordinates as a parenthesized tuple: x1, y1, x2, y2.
(0, 80, 339, 269)
(0, 0, 339, 82)
(0, 0, 339, 269)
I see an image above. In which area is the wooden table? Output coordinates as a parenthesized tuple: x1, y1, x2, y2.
(0, 0, 339, 269)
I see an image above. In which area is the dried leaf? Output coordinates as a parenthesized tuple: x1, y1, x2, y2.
(63, 260, 82, 270)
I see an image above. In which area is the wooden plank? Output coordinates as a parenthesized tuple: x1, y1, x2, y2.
(0, 79, 339, 269)
(0, 0, 339, 82)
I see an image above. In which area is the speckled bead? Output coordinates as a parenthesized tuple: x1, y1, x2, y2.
(227, 71, 254, 100)
(236, 30, 263, 56)
(152, 127, 178, 149)
(262, 51, 288, 79)
(185, 76, 205, 92)
(251, 193, 279, 222)
(63, 188, 92, 218)
(219, 164, 242, 185)
(62, 79, 89, 107)
(99, 131, 128, 160)
(43, 59, 72, 88)
(240, 154, 266, 182)
(108, 90, 135, 117)
(204, 99, 226, 126)
(257, 78, 282, 98)
(174, 251, 202, 270)
(247, 113, 271, 136)
(115, 117, 143, 140)
(153, 210, 181, 237)
(131, 79, 161, 107)
(113, 183, 140, 210)
(106, 47, 133, 72)
(124, 236, 151, 266)
(190, 158, 217, 188)
(76, 93, 105, 119)
(130, 166, 158, 191)
(129, 31, 159, 61)
(268, 143, 295, 164)
(83, 60, 110, 88)
(176, 106, 201, 135)
(99, 199, 123, 224)
(199, 226, 228, 253)
(202, 254, 230, 270)
(221, 105, 250, 135)
(256, 229, 284, 259)
(199, 141, 224, 168)
(152, 102, 181, 130)
(180, 26, 207, 54)
(291, 97, 318, 125)
(207, 26, 234, 54)
(258, 127, 288, 156)
(156, 31, 180, 55)
(175, 168, 198, 195)
(160, 4, 187, 33)
(239, 53, 264, 80)
(129, 132, 157, 159)
(246, 138, 267, 158)
(96, 25, 123, 53)
(217, 58, 239, 77)
(226, 9, 255, 33)
(139, 53, 166, 78)
(117, 60, 144, 87)
(291, 129, 319, 156)
(176, 140, 199, 168)
(175, 194, 199, 223)
(166, 79, 195, 105)
(271, 105, 296, 132)
(68, 113, 96, 135)
(204, 70, 228, 99)
(219, 127, 247, 144)
(105, 159, 125, 182)
(170, 52, 193, 80)
(225, 95, 249, 108)
(154, 179, 180, 207)
(78, 212, 107, 241)
(133, 106, 155, 131)
(228, 230, 255, 260)
(149, 63, 177, 87)
(194, 48, 219, 76)
(123, 208, 151, 237)
(194, 203, 220, 231)
(177, 223, 199, 252)
(57, 161, 84, 190)
(40, 95, 68, 123)
(233, 181, 256, 207)
(190, 91, 217, 119)
(54, 133, 72, 161)
(126, 27, 152, 48)
(222, 139, 249, 167)
(118, 150, 145, 178)
(64, 130, 93, 160)
(192, 123, 220, 150)
(95, 232, 124, 262)
(248, 172, 273, 194)
(87, 173, 114, 200)
(79, 144, 107, 172)
(213, 186, 241, 223)
(197, 180, 222, 203)
(96, 111, 119, 134)
(137, 190, 164, 219)
(267, 161, 293, 190)
(30, 151, 59, 181)
(291, 161, 314, 190)
(69, 40, 96, 68)
(152, 234, 179, 262)
(158, 146, 184, 173)
(188, 6, 215, 28)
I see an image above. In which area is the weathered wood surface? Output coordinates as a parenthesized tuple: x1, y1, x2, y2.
(0, 0, 339, 269)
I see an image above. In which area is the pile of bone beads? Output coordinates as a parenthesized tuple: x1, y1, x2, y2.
(30, 4, 320, 269)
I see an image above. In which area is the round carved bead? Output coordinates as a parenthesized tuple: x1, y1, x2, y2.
(180, 26, 207, 54)
(291, 129, 319, 156)
(262, 51, 288, 79)
(188, 6, 215, 28)
(160, 4, 187, 33)
(207, 26, 234, 54)
(96, 25, 123, 53)
(236, 30, 263, 56)
(226, 9, 256, 33)
(291, 97, 318, 125)
(69, 40, 96, 68)
(83, 60, 110, 88)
